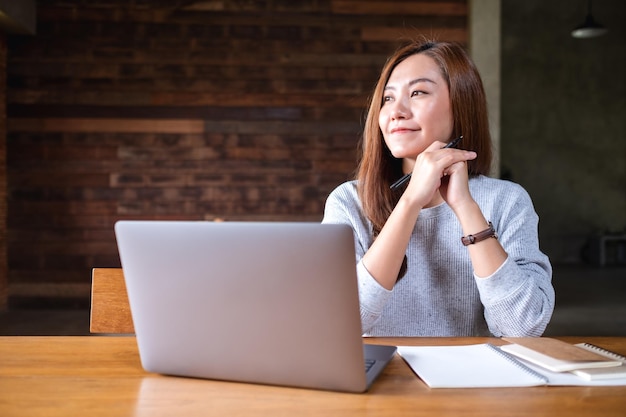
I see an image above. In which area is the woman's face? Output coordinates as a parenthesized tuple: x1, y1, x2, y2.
(378, 53, 453, 160)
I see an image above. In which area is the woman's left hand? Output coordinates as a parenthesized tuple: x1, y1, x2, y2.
(439, 159, 475, 212)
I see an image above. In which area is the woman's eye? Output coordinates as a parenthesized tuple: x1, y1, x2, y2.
(382, 95, 393, 103)
(411, 90, 425, 97)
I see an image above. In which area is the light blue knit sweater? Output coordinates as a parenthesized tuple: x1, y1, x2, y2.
(322, 176, 555, 337)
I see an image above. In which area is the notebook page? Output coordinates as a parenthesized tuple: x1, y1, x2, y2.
(514, 356, 626, 386)
(397, 344, 547, 388)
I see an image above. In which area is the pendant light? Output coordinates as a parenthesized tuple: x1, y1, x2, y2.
(571, 0, 608, 38)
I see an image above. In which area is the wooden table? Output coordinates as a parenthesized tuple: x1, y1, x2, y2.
(1, 336, 625, 417)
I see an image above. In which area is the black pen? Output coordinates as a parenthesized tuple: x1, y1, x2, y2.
(389, 135, 463, 191)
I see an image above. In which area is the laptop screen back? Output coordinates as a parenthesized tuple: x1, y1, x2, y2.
(115, 221, 369, 392)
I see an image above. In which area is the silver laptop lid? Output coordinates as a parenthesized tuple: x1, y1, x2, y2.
(115, 221, 369, 392)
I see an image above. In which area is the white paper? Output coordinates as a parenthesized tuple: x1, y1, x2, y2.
(397, 344, 547, 388)
(397, 344, 626, 388)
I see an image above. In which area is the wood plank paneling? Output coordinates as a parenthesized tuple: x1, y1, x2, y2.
(8, 118, 205, 133)
(331, 1, 467, 15)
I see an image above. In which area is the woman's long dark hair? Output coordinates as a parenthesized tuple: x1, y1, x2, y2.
(356, 40, 493, 279)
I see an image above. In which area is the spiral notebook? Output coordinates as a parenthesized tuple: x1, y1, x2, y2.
(397, 343, 626, 388)
(500, 337, 622, 372)
(397, 344, 548, 388)
(570, 343, 626, 381)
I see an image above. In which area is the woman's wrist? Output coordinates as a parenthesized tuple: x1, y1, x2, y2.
(450, 198, 479, 220)
(397, 192, 426, 213)
(451, 200, 490, 236)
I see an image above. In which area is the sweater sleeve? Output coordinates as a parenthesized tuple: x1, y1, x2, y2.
(473, 184, 555, 337)
(321, 182, 392, 333)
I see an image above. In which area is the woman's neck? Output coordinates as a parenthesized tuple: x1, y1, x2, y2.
(424, 191, 444, 208)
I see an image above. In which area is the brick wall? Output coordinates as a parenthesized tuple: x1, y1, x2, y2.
(5, 0, 468, 308)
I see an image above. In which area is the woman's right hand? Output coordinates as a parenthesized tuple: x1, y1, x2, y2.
(402, 141, 477, 209)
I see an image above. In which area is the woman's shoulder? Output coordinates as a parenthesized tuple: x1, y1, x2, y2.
(323, 180, 364, 215)
(470, 176, 536, 216)
(327, 180, 359, 201)
(323, 180, 370, 227)
(471, 175, 530, 197)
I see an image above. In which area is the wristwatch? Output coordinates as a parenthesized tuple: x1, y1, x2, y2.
(461, 222, 497, 246)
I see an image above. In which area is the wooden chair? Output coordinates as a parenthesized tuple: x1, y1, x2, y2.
(90, 268, 134, 334)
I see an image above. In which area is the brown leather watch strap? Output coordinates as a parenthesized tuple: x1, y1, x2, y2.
(461, 222, 497, 246)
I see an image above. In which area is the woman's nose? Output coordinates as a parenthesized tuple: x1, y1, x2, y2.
(390, 99, 410, 120)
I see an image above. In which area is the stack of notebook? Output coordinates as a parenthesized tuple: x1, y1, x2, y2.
(397, 337, 626, 388)
(501, 337, 626, 381)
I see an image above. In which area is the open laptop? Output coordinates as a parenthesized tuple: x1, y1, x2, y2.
(115, 220, 396, 393)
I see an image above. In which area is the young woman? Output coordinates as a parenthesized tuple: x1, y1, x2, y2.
(322, 40, 554, 337)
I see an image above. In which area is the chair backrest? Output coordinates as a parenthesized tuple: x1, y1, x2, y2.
(90, 268, 134, 334)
